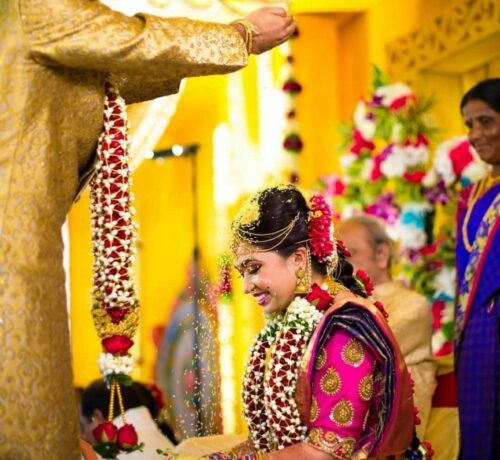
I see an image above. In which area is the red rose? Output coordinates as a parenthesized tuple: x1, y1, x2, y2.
(306, 283, 333, 311)
(117, 424, 139, 451)
(106, 306, 129, 323)
(92, 421, 118, 444)
(102, 335, 134, 356)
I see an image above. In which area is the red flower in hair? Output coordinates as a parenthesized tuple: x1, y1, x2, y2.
(336, 239, 352, 257)
(373, 300, 389, 319)
(308, 195, 334, 264)
(354, 269, 374, 296)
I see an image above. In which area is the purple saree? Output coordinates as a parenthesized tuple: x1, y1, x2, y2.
(455, 181, 500, 459)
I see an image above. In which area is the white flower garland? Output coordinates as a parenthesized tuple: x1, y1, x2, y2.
(242, 297, 323, 451)
(98, 352, 134, 377)
(90, 81, 139, 369)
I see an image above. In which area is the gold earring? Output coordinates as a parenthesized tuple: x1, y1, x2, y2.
(294, 267, 308, 294)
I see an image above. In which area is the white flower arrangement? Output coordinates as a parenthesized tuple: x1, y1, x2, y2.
(424, 136, 489, 186)
(431, 267, 456, 301)
(98, 352, 134, 376)
(374, 82, 413, 107)
(353, 100, 376, 140)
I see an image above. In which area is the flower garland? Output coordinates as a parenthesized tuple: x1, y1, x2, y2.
(280, 28, 302, 182)
(89, 81, 142, 458)
(308, 194, 334, 264)
(242, 288, 325, 451)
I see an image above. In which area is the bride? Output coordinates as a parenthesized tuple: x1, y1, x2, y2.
(168, 184, 430, 460)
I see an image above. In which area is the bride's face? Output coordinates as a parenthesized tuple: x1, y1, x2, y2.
(234, 245, 300, 315)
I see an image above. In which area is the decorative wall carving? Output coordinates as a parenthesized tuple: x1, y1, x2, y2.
(387, 0, 499, 82)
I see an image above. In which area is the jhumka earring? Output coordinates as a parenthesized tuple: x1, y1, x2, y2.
(294, 250, 312, 295)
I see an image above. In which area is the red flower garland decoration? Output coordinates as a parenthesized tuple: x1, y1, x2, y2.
(308, 194, 335, 264)
(89, 81, 143, 458)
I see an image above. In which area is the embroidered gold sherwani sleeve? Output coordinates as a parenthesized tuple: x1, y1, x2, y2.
(1, 2, 249, 459)
(19, 0, 248, 102)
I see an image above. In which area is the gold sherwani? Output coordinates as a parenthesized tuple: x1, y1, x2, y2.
(0, 1, 246, 458)
(373, 281, 437, 439)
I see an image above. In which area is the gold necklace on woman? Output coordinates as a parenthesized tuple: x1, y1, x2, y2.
(461, 175, 500, 252)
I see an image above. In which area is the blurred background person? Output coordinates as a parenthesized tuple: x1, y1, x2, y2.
(80, 379, 174, 459)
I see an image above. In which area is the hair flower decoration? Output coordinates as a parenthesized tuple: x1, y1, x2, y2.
(308, 194, 334, 264)
(354, 269, 374, 297)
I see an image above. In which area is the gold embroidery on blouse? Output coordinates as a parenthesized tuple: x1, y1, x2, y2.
(330, 399, 354, 426)
(308, 427, 356, 457)
(359, 374, 374, 401)
(310, 396, 319, 422)
(315, 348, 327, 370)
(320, 367, 341, 396)
(341, 338, 364, 367)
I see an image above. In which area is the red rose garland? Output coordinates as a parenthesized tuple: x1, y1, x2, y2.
(89, 81, 143, 458)
(308, 194, 338, 274)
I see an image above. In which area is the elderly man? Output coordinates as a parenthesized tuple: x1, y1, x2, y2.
(338, 215, 437, 438)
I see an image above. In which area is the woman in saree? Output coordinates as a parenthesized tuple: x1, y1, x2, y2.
(455, 78, 500, 459)
(168, 184, 430, 459)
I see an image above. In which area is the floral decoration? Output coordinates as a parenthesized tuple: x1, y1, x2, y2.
(308, 194, 334, 264)
(280, 32, 303, 183)
(89, 81, 143, 457)
(315, 70, 487, 357)
(242, 288, 326, 451)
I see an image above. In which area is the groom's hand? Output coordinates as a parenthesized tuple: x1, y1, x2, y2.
(238, 7, 296, 55)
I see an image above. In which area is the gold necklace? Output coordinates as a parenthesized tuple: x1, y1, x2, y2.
(461, 176, 498, 252)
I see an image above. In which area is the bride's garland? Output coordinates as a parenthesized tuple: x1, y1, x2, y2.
(242, 292, 325, 451)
